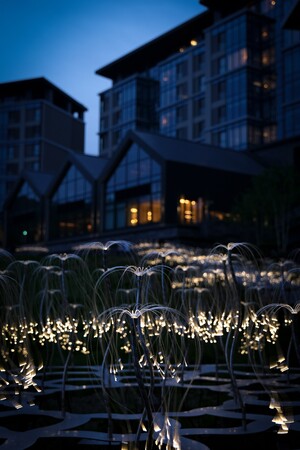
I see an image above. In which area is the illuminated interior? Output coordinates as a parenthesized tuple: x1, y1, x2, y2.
(178, 197, 199, 224)
(105, 143, 162, 230)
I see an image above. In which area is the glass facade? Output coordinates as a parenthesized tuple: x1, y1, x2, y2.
(50, 165, 93, 239)
(98, 0, 300, 155)
(100, 78, 159, 156)
(156, 45, 205, 141)
(105, 143, 162, 230)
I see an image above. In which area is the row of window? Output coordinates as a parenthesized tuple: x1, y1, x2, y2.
(0, 143, 40, 160)
(0, 107, 41, 126)
(212, 123, 277, 149)
(0, 125, 41, 141)
(99, 1, 299, 157)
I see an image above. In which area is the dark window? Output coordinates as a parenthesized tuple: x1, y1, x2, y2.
(113, 91, 121, 108)
(193, 98, 204, 117)
(176, 105, 187, 122)
(212, 80, 226, 102)
(25, 161, 40, 171)
(212, 56, 227, 75)
(101, 94, 109, 113)
(212, 105, 226, 125)
(193, 121, 204, 139)
(193, 52, 204, 72)
(7, 145, 19, 160)
(100, 133, 109, 150)
(7, 128, 20, 140)
(6, 162, 19, 175)
(25, 143, 40, 157)
(176, 61, 188, 79)
(112, 111, 121, 125)
(112, 129, 121, 146)
(8, 110, 20, 124)
(25, 126, 40, 139)
(193, 76, 205, 94)
(212, 31, 226, 53)
(25, 107, 41, 122)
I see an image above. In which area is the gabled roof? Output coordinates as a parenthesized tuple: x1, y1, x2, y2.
(71, 153, 109, 180)
(4, 170, 55, 209)
(47, 153, 109, 197)
(23, 171, 55, 196)
(105, 130, 264, 177)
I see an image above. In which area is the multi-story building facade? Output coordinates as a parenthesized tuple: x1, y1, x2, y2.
(0, 77, 86, 210)
(97, 0, 300, 157)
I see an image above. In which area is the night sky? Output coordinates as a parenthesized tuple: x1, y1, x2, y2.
(1, 0, 204, 155)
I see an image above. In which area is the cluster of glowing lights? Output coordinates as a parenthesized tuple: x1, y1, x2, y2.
(0, 241, 299, 440)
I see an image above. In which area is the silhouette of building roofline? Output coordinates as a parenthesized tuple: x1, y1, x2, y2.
(0, 77, 87, 114)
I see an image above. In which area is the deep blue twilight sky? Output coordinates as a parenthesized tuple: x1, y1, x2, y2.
(1, 0, 205, 155)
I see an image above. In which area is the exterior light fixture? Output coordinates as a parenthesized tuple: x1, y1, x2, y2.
(190, 39, 198, 46)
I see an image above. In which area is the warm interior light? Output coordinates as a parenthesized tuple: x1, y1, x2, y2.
(130, 207, 138, 226)
(190, 39, 198, 46)
(179, 197, 198, 223)
(60, 222, 76, 228)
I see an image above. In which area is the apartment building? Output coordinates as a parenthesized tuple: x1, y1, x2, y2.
(97, 0, 300, 157)
(0, 77, 86, 210)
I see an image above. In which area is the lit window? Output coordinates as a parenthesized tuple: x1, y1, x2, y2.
(262, 48, 275, 66)
(263, 125, 277, 143)
(161, 116, 168, 126)
(178, 197, 198, 224)
(190, 39, 198, 46)
(130, 207, 138, 226)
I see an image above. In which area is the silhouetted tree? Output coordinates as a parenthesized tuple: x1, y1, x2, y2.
(236, 166, 300, 254)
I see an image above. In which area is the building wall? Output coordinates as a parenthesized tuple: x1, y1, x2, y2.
(97, 0, 300, 157)
(0, 89, 85, 212)
(100, 77, 159, 157)
(43, 102, 85, 153)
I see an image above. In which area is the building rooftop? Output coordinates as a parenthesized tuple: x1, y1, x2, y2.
(71, 153, 109, 180)
(199, 0, 252, 13)
(0, 77, 87, 114)
(105, 131, 264, 178)
(96, 11, 212, 82)
(135, 131, 264, 175)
